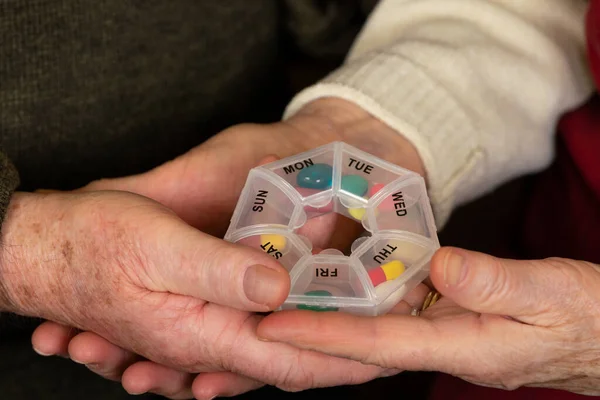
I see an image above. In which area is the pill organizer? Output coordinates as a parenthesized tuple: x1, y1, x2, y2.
(224, 142, 440, 316)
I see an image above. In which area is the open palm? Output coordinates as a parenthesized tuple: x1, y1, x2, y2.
(258, 247, 600, 396)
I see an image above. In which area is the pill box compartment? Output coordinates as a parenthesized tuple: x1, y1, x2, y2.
(284, 252, 373, 313)
(228, 169, 305, 232)
(335, 143, 413, 225)
(364, 176, 439, 244)
(337, 143, 411, 203)
(227, 227, 312, 272)
(350, 232, 436, 311)
(264, 146, 336, 218)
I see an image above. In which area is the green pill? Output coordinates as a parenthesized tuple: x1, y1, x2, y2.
(296, 290, 339, 312)
(341, 174, 369, 197)
(296, 164, 333, 190)
(305, 290, 332, 296)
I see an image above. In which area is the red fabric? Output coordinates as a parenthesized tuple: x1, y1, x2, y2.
(523, 96, 600, 265)
(429, 373, 588, 400)
(429, 2, 600, 398)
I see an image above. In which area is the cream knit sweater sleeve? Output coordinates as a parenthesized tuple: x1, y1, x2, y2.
(283, 0, 595, 227)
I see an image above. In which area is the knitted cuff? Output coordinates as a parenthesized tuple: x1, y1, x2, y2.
(283, 51, 481, 228)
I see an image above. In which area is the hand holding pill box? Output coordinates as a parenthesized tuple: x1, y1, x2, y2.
(224, 142, 440, 316)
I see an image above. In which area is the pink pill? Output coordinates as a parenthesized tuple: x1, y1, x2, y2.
(368, 183, 395, 211)
(378, 195, 396, 212)
(368, 183, 386, 197)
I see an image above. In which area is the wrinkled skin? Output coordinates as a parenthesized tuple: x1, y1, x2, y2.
(21, 98, 429, 399)
(258, 247, 600, 396)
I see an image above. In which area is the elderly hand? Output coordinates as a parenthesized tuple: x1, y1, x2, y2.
(0, 189, 388, 399)
(257, 247, 600, 396)
(79, 97, 426, 237)
(27, 98, 428, 398)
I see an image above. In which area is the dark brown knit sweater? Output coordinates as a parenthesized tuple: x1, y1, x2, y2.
(0, 0, 375, 228)
(0, 2, 378, 397)
(0, 1, 376, 324)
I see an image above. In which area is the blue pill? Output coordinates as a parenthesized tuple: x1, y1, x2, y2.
(341, 174, 369, 197)
(296, 163, 333, 190)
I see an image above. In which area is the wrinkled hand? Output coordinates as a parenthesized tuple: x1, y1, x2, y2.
(257, 247, 600, 396)
(27, 98, 427, 398)
(79, 98, 426, 238)
(0, 190, 387, 400)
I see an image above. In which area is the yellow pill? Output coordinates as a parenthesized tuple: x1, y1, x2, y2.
(348, 207, 366, 220)
(382, 260, 405, 280)
(260, 234, 286, 250)
(368, 260, 406, 286)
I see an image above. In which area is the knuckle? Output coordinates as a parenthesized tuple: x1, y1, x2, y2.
(273, 361, 315, 392)
(196, 242, 229, 275)
(491, 364, 535, 391)
(188, 243, 240, 302)
(542, 257, 585, 287)
(473, 255, 510, 308)
(217, 314, 257, 372)
(363, 322, 387, 366)
(541, 258, 596, 315)
(258, 347, 319, 392)
(358, 316, 404, 369)
(131, 307, 209, 372)
(496, 377, 526, 391)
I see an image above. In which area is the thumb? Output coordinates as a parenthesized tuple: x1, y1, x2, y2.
(149, 220, 291, 312)
(430, 247, 563, 322)
(81, 154, 280, 194)
(78, 171, 153, 194)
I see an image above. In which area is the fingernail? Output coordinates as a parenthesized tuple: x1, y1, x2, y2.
(443, 250, 467, 287)
(127, 389, 147, 396)
(244, 265, 284, 306)
(381, 369, 400, 378)
(33, 347, 52, 356)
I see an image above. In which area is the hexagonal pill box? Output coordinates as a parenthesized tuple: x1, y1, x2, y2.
(224, 142, 440, 316)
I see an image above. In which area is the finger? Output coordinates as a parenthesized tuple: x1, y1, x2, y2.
(256, 305, 536, 375)
(257, 310, 445, 370)
(35, 189, 61, 193)
(192, 372, 263, 400)
(31, 321, 79, 358)
(257, 154, 279, 166)
(80, 155, 277, 195)
(429, 247, 568, 323)
(122, 361, 195, 399)
(68, 332, 140, 381)
(196, 303, 384, 390)
(150, 220, 291, 312)
(77, 170, 150, 193)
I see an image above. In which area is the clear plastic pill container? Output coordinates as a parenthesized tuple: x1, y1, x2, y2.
(224, 142, 440, 316)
